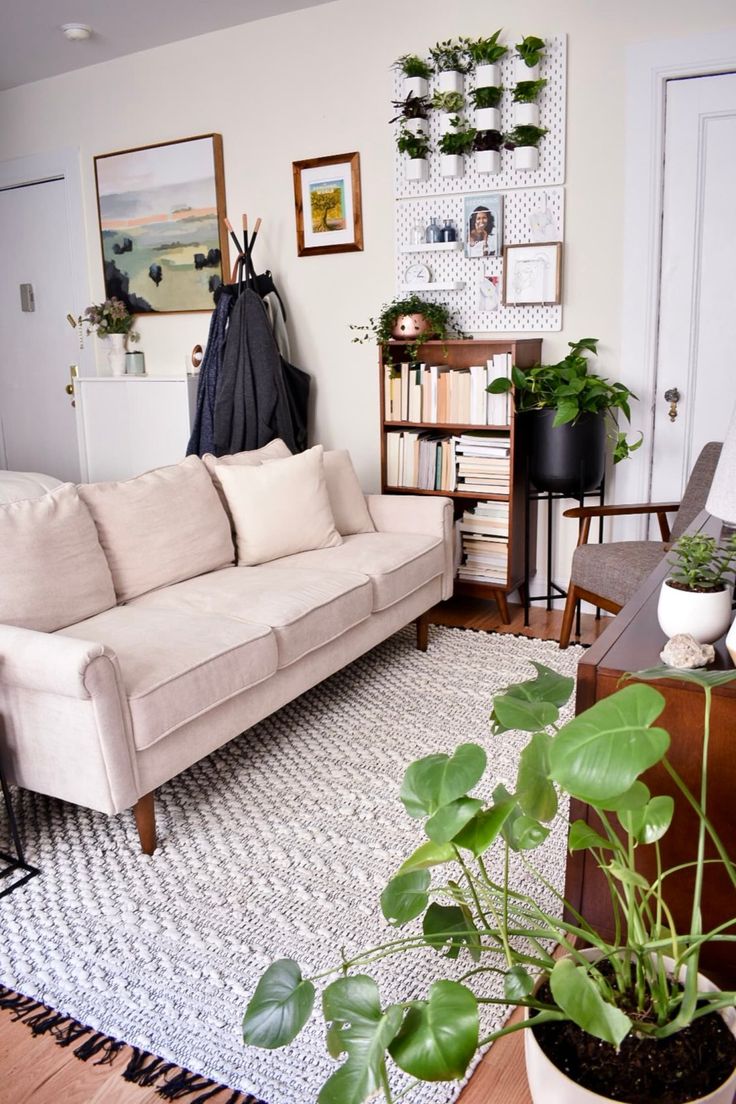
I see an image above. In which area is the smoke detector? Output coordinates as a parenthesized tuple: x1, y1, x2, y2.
(61, 23, 93, 41)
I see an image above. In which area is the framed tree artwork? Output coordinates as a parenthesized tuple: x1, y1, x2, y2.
(292, 152, 363, 257)
(93, 133, 229, 314)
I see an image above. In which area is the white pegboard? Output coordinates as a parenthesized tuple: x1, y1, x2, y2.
(395, 187, 564, 332)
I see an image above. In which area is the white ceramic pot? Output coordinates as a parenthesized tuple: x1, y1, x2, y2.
(404, 117, 429, 137)
(403, 75, 428, 99)
(524, 951, 736, 1104)
(514, 145, 539, 171)
(106, 333, 127, 377)
(439, 113, 460, 135)
(657, 580, 733, 643)
(440, 153, 463, 177)
(476, 149, 501, 174)
(475, 107, 501, 131)
(405, 157, 428, 182)
(514, 102, 540, 127)
(438, 69, 464, 94)
(474, 63, 500, 88)
(515, 58, 540, 81)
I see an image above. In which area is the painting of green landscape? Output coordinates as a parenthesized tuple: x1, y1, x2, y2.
(94, 134, 228, 314)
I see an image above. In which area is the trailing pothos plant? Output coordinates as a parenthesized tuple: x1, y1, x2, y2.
(466, 30, 508, 66)
(470, 85, 503, 110)
(396, 128, 430, 161)
(438, 124, 477, 157)
(487, 337, 642, 463)
(349, 294, 463, 361)
(242, 664, 736, 1102)
(516, 34, 546, 68)
(513, 78, 547, 103)
(504, 123, 548, 149)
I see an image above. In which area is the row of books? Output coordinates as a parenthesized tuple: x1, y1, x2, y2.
(457, 502, 510, 584)
(386, 432, 511, 493)
(384, 354, 512, 426)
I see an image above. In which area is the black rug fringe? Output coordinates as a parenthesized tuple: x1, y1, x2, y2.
(0, 985, 268, 1103)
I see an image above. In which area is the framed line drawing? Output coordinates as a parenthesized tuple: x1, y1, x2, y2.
(292, 152, 363, 257)
(94, 133, 229, 314)
(502, 242, 562, 306)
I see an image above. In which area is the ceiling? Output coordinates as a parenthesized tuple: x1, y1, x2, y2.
(0, 0, 336, 91)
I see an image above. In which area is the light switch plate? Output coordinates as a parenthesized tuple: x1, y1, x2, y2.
(20, 283, 35, 312)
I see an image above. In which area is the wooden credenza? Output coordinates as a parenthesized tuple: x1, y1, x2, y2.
(564, 512, 736, 988)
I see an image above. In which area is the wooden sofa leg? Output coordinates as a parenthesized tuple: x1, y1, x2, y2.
(416, 613, 429, 652)
(559, 585, 579, 650)
(134, 792, 157, 855)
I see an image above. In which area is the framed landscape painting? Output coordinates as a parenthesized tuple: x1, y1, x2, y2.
(292, 152, 363, 257)
(94, 134, 229, 314)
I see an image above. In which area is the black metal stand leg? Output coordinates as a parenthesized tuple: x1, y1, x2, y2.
(546, 492, 554, 611)
(524, 461, 531, 627)
(0, 769, 24, 865)
(0, 755, 39, 897)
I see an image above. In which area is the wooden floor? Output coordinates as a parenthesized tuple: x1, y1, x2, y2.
(0, 603, 608, 1104)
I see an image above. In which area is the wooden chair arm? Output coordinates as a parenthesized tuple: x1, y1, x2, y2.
(564, 502, 680, 547)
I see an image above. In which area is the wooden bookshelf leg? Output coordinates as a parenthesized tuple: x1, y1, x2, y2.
(416, 614, 429, 652)
(495, 591, 510, 625)
(134, 792, 157, 855)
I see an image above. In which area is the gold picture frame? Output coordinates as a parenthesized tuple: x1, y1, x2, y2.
(502, 242, 563, 306)
(292, 151, 363, 257)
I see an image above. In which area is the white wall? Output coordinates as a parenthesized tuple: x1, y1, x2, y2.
(1, 0, 735, 581)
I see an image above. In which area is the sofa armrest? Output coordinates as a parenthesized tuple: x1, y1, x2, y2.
(366, 494, 455, 600)
(0, 623, 139, 814)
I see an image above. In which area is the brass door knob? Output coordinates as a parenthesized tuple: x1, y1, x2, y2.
(65, 383, 74, 395)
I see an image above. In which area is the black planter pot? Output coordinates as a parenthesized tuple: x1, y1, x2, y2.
(523, 409, 606, 495)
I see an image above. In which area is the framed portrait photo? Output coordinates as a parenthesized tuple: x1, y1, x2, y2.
(502, 242, 562, 306)
(94, 133, 229, 314)
(292, 152, 363, 257)
(464, 193, 503, 260)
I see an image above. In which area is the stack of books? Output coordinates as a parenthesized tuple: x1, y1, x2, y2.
(385, 431, 457, 491)
(384, 354, 513, 426)
(455, 432, 511, 495)
(457, 501, 510, 584)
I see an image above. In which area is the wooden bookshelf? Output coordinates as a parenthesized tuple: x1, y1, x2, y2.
(379, 338, 542, 623)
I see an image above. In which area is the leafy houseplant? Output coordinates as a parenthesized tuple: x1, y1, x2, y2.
(513, 78, 547, 103)
(393, 54, 432, 80)
(431, 89, 465, 114)
(474, 129, 503, 152)
(466, 30, 508, 66)
(396, 130, 430, 159)
(516, 34, 546, 69)
(389, 93, 430, 123)
(243, 663, 736, 1104)
(505, 124, 548, 149)
(667, 534, 736, 593)
(488, 338, 641, 493)
(81, 297, 139, 341)
(470, 85, 503, 109)
(438, 125, 477, 156)
(350, 294, 463, 361)
(658, 533, 736, 644)
(429, 37, 471, 74)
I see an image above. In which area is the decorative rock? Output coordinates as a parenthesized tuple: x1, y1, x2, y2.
(660, 633, 715, 669)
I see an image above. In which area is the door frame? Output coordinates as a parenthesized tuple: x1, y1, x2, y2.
(615, 30, 736, 536)
(0, 147, 94, 474)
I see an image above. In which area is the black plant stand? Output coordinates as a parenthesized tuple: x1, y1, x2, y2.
(523, 463, 605, 628)
(0, 731, 39, 898)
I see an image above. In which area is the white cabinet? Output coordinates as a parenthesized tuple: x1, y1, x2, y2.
(76, 376, 199, 483)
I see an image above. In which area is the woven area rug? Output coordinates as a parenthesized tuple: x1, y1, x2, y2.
(0, 625, 584, 1103)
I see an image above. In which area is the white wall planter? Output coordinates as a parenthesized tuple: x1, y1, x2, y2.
(438, 70, 464, 94)
(474, 63, 500, 88)
(439, 113, 460, 135)
(657, 580, 733, 644)
(475, 107, 501, 131)
(440, 154, 463, 178)
(404, 117, 429, 137)
(405, 157, 429, 182)
(403, 75, 428, 99)
(515, 58, 540, 81)
(513, 146, 539, 171)
(476, 149, 501, 174)
(514, 102, 540, 127)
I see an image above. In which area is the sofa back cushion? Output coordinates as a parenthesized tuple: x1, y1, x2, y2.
(215, 445, 342, 566)
(0, 483, 116, 631)
(323, 450, 375, 536)
(79, 456, 234, 602)
(202, 439, 292, 509)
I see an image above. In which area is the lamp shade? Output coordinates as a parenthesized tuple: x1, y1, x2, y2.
(706, 404, 736, 524)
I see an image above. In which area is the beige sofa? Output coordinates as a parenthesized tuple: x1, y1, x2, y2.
(0, 443, 453, 853)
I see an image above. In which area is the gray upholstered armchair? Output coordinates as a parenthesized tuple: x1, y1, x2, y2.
(558, 442, 723, 648)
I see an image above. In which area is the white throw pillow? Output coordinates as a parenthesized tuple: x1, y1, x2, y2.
(79, 456, 234, 602)
(202, 439, 293, 511)
(215, 445, 342, 566)
(0, 483, 116, 631)
(323, 450, 375, 536)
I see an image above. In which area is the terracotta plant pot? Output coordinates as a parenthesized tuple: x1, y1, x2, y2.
(657, 580, 733, 643)
(390, 314, 436, 341)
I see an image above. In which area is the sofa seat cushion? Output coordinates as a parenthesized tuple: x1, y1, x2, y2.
(56, 607, 277, 751)
(260, 533, 444, 612)
(572, 540, 667, 608)
(129, 566, 372, 669)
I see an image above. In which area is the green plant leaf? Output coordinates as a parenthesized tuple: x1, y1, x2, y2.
(509, 814, 549, 851)
(605, 861, 650, 890)
(398, 839, 456, 874)
(548, 684, 669, 803)
(320, 976, 404, 1104)
(552, 400, 579, 427)
(632, 666, 736, 689)
(242, 959, 315, 1049)
(511, 364, 527, 389)
(516, 732, 558, 822)
(596, 780, 650, 811)
(619, 795, 674, 845)
(491, 694, 559, 734)
(381, 870, 430, 926)
(487, 376, 513, 394)
(549, 958, 631, 1047)
(505, 965, 534, 1000)
(389, 980, 479, 1081)
(423, 902, 480, 960)
(452, 803, 514, 857)
(568, 820, 615, 852)
(426, 797, 484, 843)
(400, 744, 487, 819)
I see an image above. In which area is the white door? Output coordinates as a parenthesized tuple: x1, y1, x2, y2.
(0, 178, 83, 482)
(649, 73, 736, 504)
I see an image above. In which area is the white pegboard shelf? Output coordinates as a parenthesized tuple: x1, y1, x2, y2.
(400, 281, 466, 292)
(400, 242, 464, 253)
